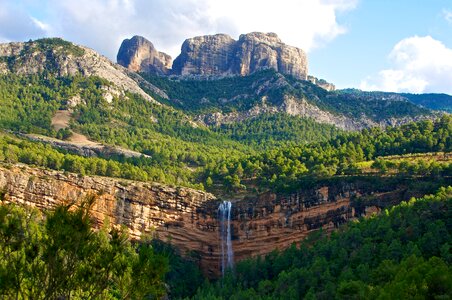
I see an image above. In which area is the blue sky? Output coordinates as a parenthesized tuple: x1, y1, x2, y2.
(309, 0, 452, 92)
(1, 0, 451, 94)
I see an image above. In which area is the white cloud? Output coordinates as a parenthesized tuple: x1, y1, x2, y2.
(31, 17, 51, 33)
(360, 36, 452, 94)
(38, 0, 357, 60)
(444, 9, 452, 23)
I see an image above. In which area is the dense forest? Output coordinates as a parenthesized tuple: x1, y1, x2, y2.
(1, 115, 450, 194)
(0, 73, 349, 189)
(205, 115, 452, 192)
(401, 93, 452, 112)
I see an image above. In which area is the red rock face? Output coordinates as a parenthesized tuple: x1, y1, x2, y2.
(0, 165, 417, 277)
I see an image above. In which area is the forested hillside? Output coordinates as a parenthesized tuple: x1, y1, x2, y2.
(205, 116, 452, 192)
(402, 93, 452, 112)
(142, 70, 431, 124)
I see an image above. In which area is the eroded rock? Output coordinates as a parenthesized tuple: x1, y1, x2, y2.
(117, 35, 172, 75)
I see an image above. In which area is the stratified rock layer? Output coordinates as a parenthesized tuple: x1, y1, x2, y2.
(172, 32, 308, 79)
(0, 164, 428, 277)
(117, 36, 172, 75)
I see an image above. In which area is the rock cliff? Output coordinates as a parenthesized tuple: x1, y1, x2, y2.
(172, 34, 236, 76)
(172, 32, 308, 79)
(117, 35, 172, 75)
(0, 164, 433, 277)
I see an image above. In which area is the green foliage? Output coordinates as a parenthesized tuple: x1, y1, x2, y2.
(328, 89, 431, 121)
(372, 155, 452, 177)
(0, 71, 446, 194)
(0, 196, 168, 299)
(192, 187, 452, 299)
(141, 70, 286, 114)
(151, 241, 204, 299)
(56, 127, 73, 140)
(206, 116, 452, 192)
(34, 38, 85, 57)
(74, 91, 254, 168)
(0, 132, 202, 188)
(213, 113, 341, 149)
(0, 74, 107, 135)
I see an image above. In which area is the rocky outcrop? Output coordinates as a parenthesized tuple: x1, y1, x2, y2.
(308, 75, 335, 91)
(195, 95, 365, 131)
(196, 93, 434, 131)
(172, 32, 308, 80)
(172, 34, 236, 76)
(117, 36, 172, 75)
(0, 164, 220, 275)
(0, 38, 160, 103)
(234, 32, 307, 79)
(0, 164, 433, 277)
(22, 133, 151, 159)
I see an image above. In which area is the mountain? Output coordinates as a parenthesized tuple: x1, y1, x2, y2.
(141, 70, 432, 130)
(116, 33, 434, 131)
(118, 32, 308, 80)
(173, 32, 308, 79)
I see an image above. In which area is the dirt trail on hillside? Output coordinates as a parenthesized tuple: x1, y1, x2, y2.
(29, 110, 148, 158)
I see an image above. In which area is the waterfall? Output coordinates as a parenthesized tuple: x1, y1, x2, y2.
(218, 201, 234, 275)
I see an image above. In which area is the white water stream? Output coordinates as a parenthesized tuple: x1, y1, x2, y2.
(218, 201, 234, 275)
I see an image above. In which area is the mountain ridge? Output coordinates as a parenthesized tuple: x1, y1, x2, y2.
(0, 38, 158, 104)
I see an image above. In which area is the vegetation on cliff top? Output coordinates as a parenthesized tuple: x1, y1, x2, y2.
(0, 38, 85, 73)
(205, 115, 452, 193)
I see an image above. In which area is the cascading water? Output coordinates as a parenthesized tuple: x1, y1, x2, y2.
(218, 201, 234, 275)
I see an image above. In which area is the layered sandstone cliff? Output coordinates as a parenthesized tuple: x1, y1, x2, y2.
(117, 35, 172, 75)
(0, 164, 427, 277)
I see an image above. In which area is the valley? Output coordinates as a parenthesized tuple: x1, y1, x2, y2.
(0, 35, 450, 299)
